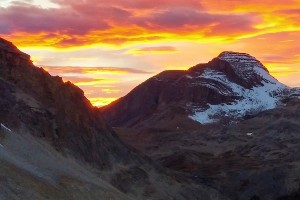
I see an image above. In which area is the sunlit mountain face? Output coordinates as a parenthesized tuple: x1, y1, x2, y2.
(1, 0, 300, 106)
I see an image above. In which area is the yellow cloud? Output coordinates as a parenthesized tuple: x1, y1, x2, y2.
(88, 97, 118, 107)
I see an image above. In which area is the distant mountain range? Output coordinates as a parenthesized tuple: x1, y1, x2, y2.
(1, 37, 299, 200)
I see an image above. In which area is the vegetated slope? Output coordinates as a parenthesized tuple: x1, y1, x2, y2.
(0, 37, 226, 200)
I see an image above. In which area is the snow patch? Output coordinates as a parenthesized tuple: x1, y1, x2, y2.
(189, 68, 287, 124)
(1, 123, 12, 133)
(195, 69, 241, 95)
(218, 52, 258, 63)
(218, 51, 272, 82)
(154, 77, 161, 81)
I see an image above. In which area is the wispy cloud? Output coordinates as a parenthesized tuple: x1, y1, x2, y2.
(41, 65, 153, 106)
(2, 0, 300, 48)
(2, 0, 300, 106)
(42, 66, 151, 75)
(0, 0, 261, 47)
(128, 46, 178, 55)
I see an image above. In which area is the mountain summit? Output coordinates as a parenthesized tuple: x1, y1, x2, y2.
(101, 51, 293, 128)
(188, 51, 288, 123)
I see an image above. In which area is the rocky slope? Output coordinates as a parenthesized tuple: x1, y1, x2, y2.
(0, 125, 134, 200)
(0, 37, 226, 200)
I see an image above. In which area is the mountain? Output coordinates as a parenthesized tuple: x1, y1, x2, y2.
(0, 37, 226, 200)
(101, 51, 294, 129)
(101, 52, 300, 199)
(0, 37, 137, 169)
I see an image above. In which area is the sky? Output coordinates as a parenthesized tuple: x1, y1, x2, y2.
(1, 0, 300, 106)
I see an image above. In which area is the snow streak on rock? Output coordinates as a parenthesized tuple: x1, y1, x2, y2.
(1, 123, 12, 133)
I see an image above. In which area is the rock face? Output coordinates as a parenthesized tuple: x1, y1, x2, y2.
(101, 51, 292, 128)
(0, 37, 226, 200)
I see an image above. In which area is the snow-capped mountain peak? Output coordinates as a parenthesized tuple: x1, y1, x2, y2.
(189, 52, 289, 124)
(217, 51, 276, 85)
(218, 51, 263, 66)
(102, 51, 296, 128)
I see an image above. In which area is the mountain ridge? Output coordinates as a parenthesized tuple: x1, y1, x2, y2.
(101, 51, 296, 128)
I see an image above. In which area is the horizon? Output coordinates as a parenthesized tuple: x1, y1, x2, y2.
(1, 0, 300, 106)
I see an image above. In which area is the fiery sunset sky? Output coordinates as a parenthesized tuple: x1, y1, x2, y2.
(1, 0, 300, 106)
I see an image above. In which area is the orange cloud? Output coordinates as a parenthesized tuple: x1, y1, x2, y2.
(75, 79, 118, 86)
(0, 1, 261, 48)
(201, 0, 299, 13)
(41, 65, 154, 106)
(2, 0, 300, 106)
(101, 88, 121, 94)
(42, 66, 151, 75)
(128, 46, 178, 55)
(1, 0, 300, 50)
(88, 97, 118, 107)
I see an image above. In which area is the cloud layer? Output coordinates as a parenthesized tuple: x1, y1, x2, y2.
(0, 0, 265, 47)
(2, 0, 299, 47)
(1, 0, 300, 106)
(42, 65, 153, 106)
